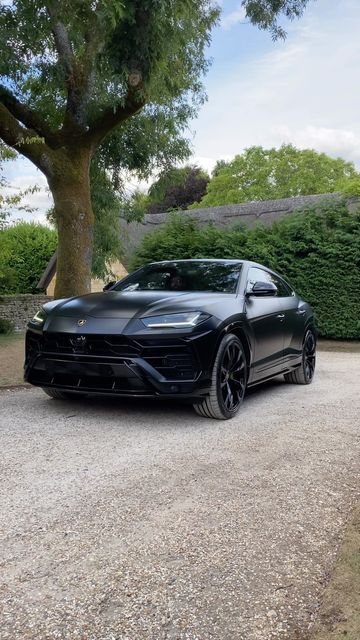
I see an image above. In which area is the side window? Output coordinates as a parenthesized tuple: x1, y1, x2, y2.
(247, 267, 273, 291)
(270, 274, 294, 297)
(247, 267, 293, 297)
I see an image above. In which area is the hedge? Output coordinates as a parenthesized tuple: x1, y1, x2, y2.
(0, 222, 57, 295)
(130, 198, 360, 339)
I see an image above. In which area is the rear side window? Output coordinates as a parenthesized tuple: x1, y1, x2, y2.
(271, 274, 294, 297)
(247, 267, 293, 297)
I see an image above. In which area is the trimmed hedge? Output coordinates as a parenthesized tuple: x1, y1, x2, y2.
(0, 222, 57, 294)
(130, 199, 360, 339)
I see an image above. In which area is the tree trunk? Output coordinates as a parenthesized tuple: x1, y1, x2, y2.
(48, 150, 94, 299)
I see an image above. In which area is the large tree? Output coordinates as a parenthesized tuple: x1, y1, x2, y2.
(195, 145, 358, 208)
(0, 0, 311, 297)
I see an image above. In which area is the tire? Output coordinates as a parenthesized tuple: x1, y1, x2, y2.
(193, 333, 247, 420)
(42, 388, 85, 400)
(284, 329, 316, 385)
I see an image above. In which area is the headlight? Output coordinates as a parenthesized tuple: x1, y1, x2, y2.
(31, 308, 47, 326)
(141, 311, 209, 329)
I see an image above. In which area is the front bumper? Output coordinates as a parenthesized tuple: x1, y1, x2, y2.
(25, 329, 214, 399)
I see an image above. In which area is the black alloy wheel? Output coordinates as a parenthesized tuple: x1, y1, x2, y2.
(284, 329, 316, 385)
(194, 333, 247, 419)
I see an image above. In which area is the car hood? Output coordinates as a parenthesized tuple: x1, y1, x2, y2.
(44, 290, 239, 320)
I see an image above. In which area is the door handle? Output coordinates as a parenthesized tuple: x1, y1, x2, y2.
(297, 309, 306, 316)
(277, 313, 285, 320)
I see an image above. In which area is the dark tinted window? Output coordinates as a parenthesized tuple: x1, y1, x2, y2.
(114, 261, 242, 294)
(271, 274, 293, 297)
(247, 267, 293, 297)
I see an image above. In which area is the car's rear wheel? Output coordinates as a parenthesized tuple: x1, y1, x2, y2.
(284, 329, 316, 385)
(42, 388, 86, 400)
(194, 333, 247, 419)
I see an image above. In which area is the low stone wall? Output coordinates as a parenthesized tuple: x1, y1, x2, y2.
(0, 294, 52, 332)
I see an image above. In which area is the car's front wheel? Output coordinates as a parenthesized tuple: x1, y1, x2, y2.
(42, 388, 86, 400)
(194, 333, 247, 419)
(284, 329, 316, 385)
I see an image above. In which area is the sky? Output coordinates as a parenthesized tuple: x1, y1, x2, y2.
(3, 0, 360, 223)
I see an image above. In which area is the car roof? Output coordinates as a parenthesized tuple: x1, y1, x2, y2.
(149, 259, 243, 265)
(148, 258, 270, 269)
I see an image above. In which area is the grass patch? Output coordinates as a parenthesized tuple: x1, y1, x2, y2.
(0, 332, 26, 386)
(317, 340, 360, 353)
(310, 507, 360, 640)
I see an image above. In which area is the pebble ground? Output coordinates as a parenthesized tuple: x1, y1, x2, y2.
(0, 351, 359, 640)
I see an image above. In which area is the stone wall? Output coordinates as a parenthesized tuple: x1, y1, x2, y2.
(0, 295, 52, 332)
(120, 192, 343, 265)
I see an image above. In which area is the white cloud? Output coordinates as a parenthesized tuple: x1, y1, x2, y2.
(193, 0, 360, 167)
(3, 167, 53, 224)
(221, 4, 246, 30)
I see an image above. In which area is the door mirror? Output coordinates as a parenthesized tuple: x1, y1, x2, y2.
(247, 281, 277, 297)
(103, 281, 116, 291)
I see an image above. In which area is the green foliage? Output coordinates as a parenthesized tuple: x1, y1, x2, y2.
(131, 199, 360, 339)
(89, 162, 123, 279)
(0, 1, 219, 132)
(0, 222, 57, 294)
(0, 318, 14, 335)
(339, 177, 360, 198)
(244, 0, 310, 40)
(194, 145, 358, 208)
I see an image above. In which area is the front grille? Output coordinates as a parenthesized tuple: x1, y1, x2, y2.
(27, 332, 199, 382)
(42, 333, 141, 358)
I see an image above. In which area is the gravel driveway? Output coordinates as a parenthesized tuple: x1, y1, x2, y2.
(0, 351, 359, 640)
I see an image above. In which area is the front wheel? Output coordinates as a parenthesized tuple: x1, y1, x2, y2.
(194, 333, 247, 419)
(284, 329, 316, 385)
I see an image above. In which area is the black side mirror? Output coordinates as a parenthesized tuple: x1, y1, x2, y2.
(247, 281, 277, 297)
(103, 281, 116, 291)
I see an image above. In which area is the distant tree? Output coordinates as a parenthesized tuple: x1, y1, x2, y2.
(146, 165, 210, 214)
(195, 145, 358, 208)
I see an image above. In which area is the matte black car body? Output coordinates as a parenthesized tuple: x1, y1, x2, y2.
(25, 260, 316, 415)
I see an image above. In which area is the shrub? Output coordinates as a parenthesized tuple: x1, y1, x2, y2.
(0, 222, 57, 294)
(0, 318, 14, 334)
(130, 199, 360, 339)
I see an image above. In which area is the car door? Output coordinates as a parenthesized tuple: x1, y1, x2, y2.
(244, 267, 285, 382)
(272, 274, 306, 366)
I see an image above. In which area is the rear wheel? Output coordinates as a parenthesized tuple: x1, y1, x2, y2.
(42, 388, 85, 400)
(284, 329, 316, 385)
(194, 333, 247, 419)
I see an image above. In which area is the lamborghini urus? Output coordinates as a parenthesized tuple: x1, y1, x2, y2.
(25, 260, 316, 419)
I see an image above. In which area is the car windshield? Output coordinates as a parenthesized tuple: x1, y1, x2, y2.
(114, 261, 242, 294)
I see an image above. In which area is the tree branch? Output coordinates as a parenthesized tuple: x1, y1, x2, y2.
(0, 85, 59, 147)
(46, 3, 86, 133)
(46, 3, 74, 77)
(0, 103, 53, 176)
(87, 93, 146, 149)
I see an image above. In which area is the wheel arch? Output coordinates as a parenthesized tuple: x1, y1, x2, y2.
(214, 323, 252, 379)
